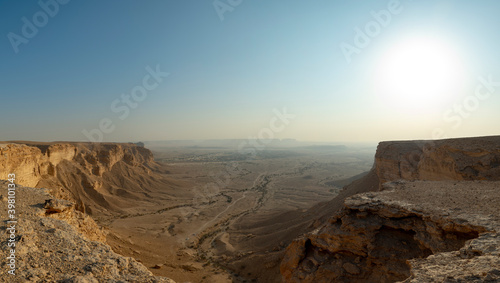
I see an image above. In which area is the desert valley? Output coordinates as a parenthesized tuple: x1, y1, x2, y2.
(1, 136, 499, 282)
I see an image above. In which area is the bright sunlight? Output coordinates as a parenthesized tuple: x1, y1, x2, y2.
(375, 35, 466, 112)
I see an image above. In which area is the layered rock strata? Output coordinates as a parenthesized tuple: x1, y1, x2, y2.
(0, 142, 163, 216)
(282, 136, 500, 282)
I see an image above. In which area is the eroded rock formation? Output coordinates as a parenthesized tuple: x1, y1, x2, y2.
(281, 136, 500, 282)
(375, 136, 500, 185)
(0, 142, 166, 216)
(0, 142, 153, 186)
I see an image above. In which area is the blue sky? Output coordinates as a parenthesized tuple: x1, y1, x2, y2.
(1, 0, 499, 142)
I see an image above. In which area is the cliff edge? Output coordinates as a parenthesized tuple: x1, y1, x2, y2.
(0, 142, 176, 217)
(0, 180, 175, 282)
(281, 136, 500, 282)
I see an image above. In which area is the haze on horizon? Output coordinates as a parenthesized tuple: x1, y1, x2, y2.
(1, 0, 499, 143)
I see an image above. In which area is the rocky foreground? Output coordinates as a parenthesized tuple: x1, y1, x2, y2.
(281, 136, 500, 282)
(0, 142, 177, 282)
(0, 180, 175, 282)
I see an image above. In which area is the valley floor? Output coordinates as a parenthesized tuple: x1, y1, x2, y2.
(104, 146, 373, 282)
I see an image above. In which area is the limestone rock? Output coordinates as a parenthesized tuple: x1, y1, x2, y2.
(44, 198, 74, 214)
(0, 182, 176, 283)
(281, 136, 500, 282)
(375, 136, 500, 186)
(0, 142, 158, 216)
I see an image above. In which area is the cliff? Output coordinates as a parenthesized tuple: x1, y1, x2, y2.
(375, 136, 500, 185)
(0, 142, 174, 217)
(281, 136, 500, 282)
(0, 180, 175, 282)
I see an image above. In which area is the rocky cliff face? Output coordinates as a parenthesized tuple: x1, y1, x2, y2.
(281, 136, 500, 282)
(375, 136, 500, 185)
(0, 142, 163, 216)
(0, 142, 154, 187)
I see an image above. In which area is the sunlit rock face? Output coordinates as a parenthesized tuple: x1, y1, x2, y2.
(0, 142, 158, 215)
(281, 136, 500, 283)
(375, 136, 500, 185)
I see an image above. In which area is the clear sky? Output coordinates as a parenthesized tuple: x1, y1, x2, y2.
(1, 0, 499, 143)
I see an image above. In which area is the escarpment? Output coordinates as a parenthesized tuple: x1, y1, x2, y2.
(0, 142, 154, 186)
(375, 136, 500, 186)
(281, 136, 500, 282)
(0, 142, 175, 217)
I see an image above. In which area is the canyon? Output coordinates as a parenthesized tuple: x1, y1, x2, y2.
(0, 136, 499, 282)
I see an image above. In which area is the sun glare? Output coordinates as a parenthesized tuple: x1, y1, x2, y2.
(375, 36, 466, 112)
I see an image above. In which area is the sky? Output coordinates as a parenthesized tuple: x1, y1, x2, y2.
(1, 0, 499, 143)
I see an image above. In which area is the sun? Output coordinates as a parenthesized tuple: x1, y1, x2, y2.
(374, 36, 465, 112)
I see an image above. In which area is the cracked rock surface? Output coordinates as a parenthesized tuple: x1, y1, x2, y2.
(0, 181, 175, 283)
(282, 181, 500, 282)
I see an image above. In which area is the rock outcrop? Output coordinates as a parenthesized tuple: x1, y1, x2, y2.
(375, 136, 500, 186)
(0, 180, 175, 282)
(0, 142, 170, 216)
(281, 136, 500, 282)
(0, 142, 153, 186)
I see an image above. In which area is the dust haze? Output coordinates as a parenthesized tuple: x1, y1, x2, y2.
(104, 139, 375, 282)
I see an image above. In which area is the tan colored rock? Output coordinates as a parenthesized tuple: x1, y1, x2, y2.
(282, 136, 500, 283)
(44, 198, 74, 214)
(375, 136, 500, 186)
(0, 143, 44, 187)
(0, 142, 160, 216)
(0, 182, 175, 283)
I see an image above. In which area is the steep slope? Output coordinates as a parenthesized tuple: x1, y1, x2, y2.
(0, 142, 182, 217)
(0, 180, 175, 282)
(204, 163, 379, 283)
(375, 136, 500, 184)
(0, 142, 232, 282)
(281, 136, 500, 282)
